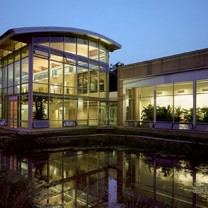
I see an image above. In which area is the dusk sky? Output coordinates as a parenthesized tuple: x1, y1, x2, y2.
(1, 0, 208, 65)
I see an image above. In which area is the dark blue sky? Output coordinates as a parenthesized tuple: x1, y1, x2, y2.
(1, 0, 208, 65)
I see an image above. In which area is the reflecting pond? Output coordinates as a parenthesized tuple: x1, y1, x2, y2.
(1, 149, 208, 208)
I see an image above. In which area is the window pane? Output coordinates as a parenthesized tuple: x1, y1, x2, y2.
(33, 95, 48, 120)
(196, 80, 208, 122)
(174, 82, 193, 122)
(21, 46, 29, 58)
(8, 64, 13, 87)
(14, 50, 21, 61)
(99, 72, 106, 92)
(64, 64, 76, 95)
(100, 45, 108, 63)
(50, 36, 63, 51)
(50, 49, 63, 62)
(50, 61, 63, 94)
(89, 41, 98, 60)
(78, 72, 88, 95)
(33, 57, 48, 85)
(14, 61, 20, 85)
(34, 45, 49, 58)
(64, 99, 76, 120)
(8, 53, 13, 64)
(64, 37, 76, 54)
(140, 86, 154, 122)
(156, 84, 173, 121)
(77, 38, 88, 57)
(49, 98, 63, 128)
(0, 66, 2, 89)
(89, 101, 98, 125)
(34, 36, 49, 47)
(89, 71, 98, 93)
(2, 66, 7, 89)
(77, 99, 88, 120)
(22, 57, 29, 84)
(21, 95, 28, 127)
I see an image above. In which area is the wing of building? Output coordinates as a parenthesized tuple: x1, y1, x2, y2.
(0, 27, 121, 129)
(118, 49, 208, 131)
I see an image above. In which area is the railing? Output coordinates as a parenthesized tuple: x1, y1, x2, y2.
(125, 120, 208, 131)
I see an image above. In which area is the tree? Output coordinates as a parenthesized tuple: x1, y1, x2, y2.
(109, 62, 124, 91)
(33, 96, 47, 120)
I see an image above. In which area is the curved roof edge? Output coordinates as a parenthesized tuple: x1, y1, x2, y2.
(0, 26, 122, 51)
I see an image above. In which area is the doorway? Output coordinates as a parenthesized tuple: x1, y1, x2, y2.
(9, 97, 18, 128)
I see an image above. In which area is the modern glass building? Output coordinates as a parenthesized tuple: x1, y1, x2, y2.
(118, 49, 208, 130)
(0, 27, 121, 129)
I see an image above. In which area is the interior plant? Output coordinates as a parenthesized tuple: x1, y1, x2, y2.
(141, 104, 174, 122)
(156, 105, 173, 121)
(200, 106, 208, 122)
(33, 96, 47, 120)
(141, 104, 154, 121)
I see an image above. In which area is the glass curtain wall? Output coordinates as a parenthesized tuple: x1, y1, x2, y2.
(0, 45, 29, 127)
(196, 80, 208, 122)
(127, 81, 195, 125)
(0, 34, 110, 128)
(32, 35, 109, 127)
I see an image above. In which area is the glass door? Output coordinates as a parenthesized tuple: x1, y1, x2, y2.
(9, 97, 18, 128)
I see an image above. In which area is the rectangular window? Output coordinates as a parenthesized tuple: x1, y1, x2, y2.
(64, 99, 76, 120)
(8, 64, 13, 87)
(64, 37, 76, 54)
(33, 57, 48, 90)
(50, 49, 63, 62)
(89, 71, 98, 93)
(34, 36, 49, 47)
(33, 45, 50, 58)
(21, 57, 29, 84)
(50, 61, 63, 94)
(89, 41, 98, 60)
(196, 80, 208, 122)
(64, 64, 76, 95)
(156, 84, 173, 121)
(139, 86, 154, 122)
(14, 50, 21, 62)
(64, 52, 77, 65)
(21, 46, 29, 58)
(77, 38, 88, 57)
(174, 82, 193, 122)
(50, 36, 63, 51)
(77, 72, 88, 94)
(99, 45, 108, 63)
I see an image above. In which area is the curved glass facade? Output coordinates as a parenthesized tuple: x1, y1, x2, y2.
(0, 28, 121, 129)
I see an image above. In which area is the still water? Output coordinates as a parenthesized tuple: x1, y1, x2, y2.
(1, 149, 208, 208)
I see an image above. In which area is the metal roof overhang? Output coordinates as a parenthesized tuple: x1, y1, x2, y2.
(0, 27, 121, 53)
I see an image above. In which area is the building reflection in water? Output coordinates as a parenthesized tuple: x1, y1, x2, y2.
(0, 149, 208, 208)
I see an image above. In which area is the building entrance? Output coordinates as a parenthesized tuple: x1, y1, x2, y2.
(9, 97, 18, 128)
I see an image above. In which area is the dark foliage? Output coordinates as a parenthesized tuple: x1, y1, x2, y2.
(33, 96, 47, 120)
(0, 169, 42, 208)
(109, 62, 124, 91)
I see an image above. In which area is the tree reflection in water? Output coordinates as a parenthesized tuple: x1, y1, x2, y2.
(0, 149, 208, 208)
